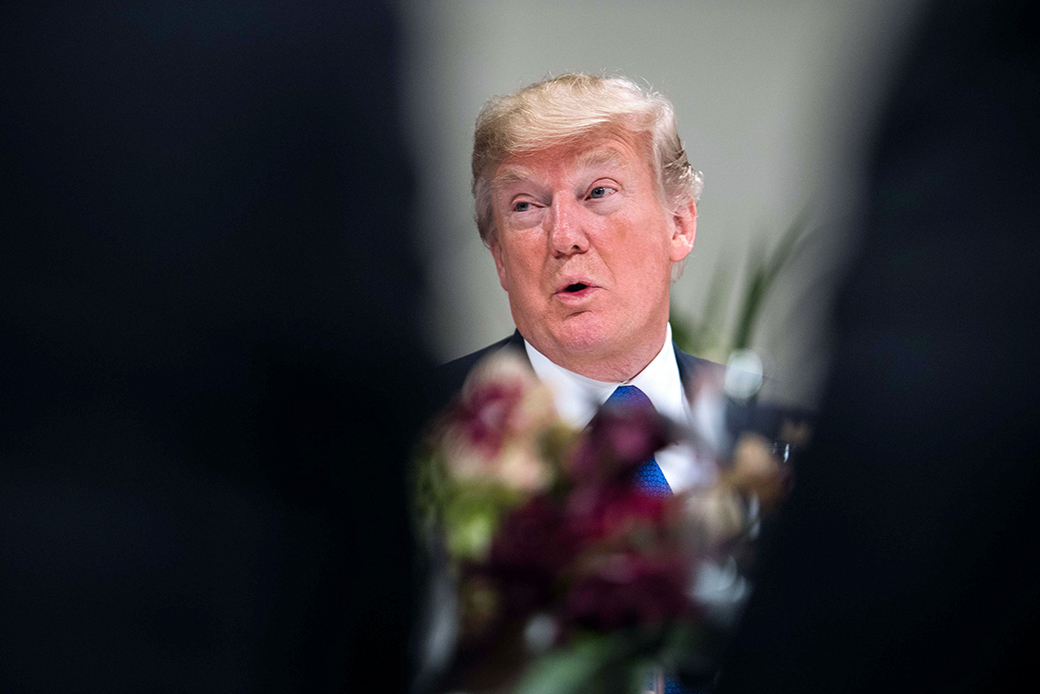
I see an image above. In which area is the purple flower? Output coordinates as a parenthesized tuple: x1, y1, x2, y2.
(487, 495, 575, 612)
(566, 553, 692, 631)
(566, 484, 669, 546)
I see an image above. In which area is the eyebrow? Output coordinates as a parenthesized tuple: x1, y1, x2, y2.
(573, 147, 627, 172)
(492, 166, 535, 189)
(491, 147, 629, 191)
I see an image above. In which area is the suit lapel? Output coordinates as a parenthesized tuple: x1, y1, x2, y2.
(674, 343, 712, 384)
(506, 330, 527, 353)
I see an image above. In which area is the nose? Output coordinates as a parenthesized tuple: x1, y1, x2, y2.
(547, 196, 589, 256)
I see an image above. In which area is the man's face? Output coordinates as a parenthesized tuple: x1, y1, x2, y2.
(488, 131, 696, 380)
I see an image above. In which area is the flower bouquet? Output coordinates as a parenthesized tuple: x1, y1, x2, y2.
(413, 350, 791, 694)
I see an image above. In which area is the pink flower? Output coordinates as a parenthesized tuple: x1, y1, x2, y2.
(441, 350, 559, 492)
(461, 351, 556, 438)
(457, 379, 524, 455)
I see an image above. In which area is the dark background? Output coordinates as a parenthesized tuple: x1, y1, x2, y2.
(719, 0, 1040, 691)
(1, 2, 431, 692)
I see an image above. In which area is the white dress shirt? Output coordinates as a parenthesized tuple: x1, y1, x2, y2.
(523, 323, 713, 492)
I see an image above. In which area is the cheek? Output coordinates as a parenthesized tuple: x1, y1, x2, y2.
(513, 238, 547, 274)
(499, 241, 547, 296)
(612, 248, 672, 306)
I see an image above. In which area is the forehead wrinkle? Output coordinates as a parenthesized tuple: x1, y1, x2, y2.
(573, 146, 628, 173)
(491, 165, 537, 192)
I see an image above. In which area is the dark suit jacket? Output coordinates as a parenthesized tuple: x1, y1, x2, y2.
(438, 331, 805, 453)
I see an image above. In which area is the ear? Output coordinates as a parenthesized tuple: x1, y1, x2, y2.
(489, 238, 510, 292)
(668, 199, 697, 263)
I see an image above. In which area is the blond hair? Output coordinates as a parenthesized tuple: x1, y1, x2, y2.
(472, 73, 703, 246)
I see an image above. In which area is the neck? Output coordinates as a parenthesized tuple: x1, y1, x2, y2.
(539, 325, 669, 383)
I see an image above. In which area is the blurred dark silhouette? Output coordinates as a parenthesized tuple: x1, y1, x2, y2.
(718, 0, 1040, 692)
(0, 2, 431, 692)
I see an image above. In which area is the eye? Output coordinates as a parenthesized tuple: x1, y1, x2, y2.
(588, 186, 615, 200)
(513, 201, 531, 212)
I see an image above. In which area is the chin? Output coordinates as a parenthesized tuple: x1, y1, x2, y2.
(550, 315, 616, 354)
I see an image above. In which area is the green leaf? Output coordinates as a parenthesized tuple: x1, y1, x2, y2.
(442, 482, 522, 561)
(731, 251, 766, 352)
(410, 445, 450, 540)
(626, 659, 658, 694)
(671, 257, 733, 361)
(672, 209, 812, 360)
(730, 210, 810, 353)
(669, 309, 696, 355)
(655, 622, 701, 671)
(515, 635, 617, 694)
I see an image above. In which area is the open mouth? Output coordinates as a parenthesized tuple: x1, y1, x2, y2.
(555, 281, 597, 302)
(555, 278, 597, 300)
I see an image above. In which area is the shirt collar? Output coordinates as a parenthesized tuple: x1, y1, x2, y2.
(523, 323, 687, 429)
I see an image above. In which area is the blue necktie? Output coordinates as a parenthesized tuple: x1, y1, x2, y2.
(605, 387, 703, 694)
(603, 385, 672, 497)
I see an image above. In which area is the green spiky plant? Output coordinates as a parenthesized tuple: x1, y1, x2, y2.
(671, 211, 809, 363)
